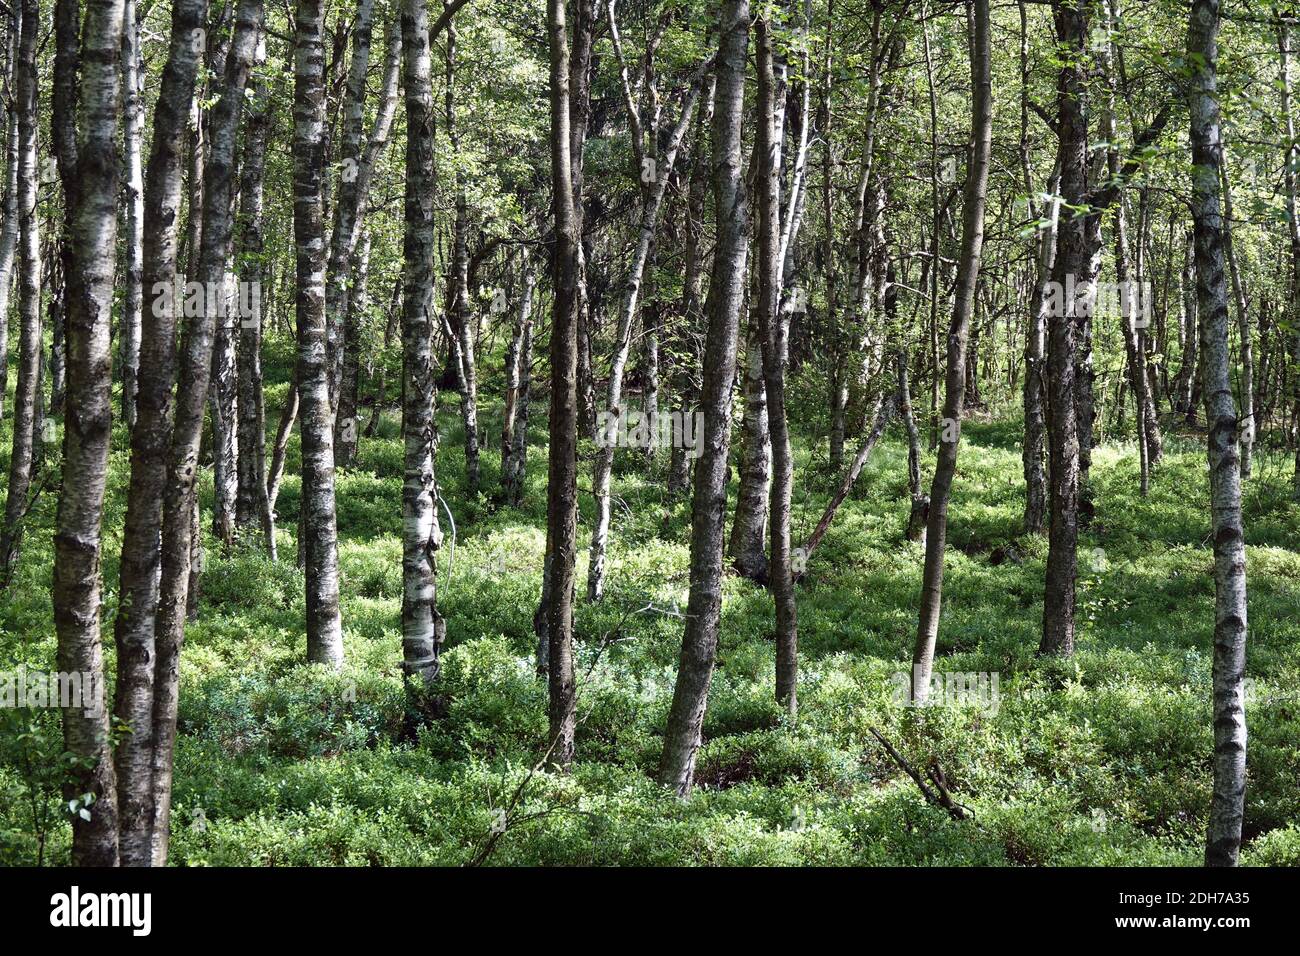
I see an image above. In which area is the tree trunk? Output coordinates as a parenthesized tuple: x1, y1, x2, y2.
(235, 51, 275, 555)
(659, 0, 749, 796)
(501, 258, 537, 507)
(910, 0, 992, 703)
(293, 0, 345, 668)
(754, 14, 799, 716)
(1187, 0, 1248, 868)
(333, 13, 402, 467)
(0, 0, 41, 589)
(587, 40, 711, 601)
(111, 0, 209, 866)
(151, 0, 264, 866)
(398, 0, 447, 693)
(51, 0, 127, 869)
(545, 0, 581, 767)
(1040, 0, 1092, 657)
(0, 14, 16, 423)
(729, 314, 771, 582)
(120, 0, 145, 434)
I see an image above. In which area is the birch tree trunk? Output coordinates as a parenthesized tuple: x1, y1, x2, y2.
(0, 14, 15, 423)
(120, 0, 145, 434)
(501, 259, 537, 507)
(293, 0, 345, 668)
(235, 49, 275, 554)
(326, 0, 381, 468)
(52, 0, 127, 868)
(587, 39, 711, 601)
(1039, 0, 1091, 657)
(111, 0, 208, 866)
(0, 0, 40, 589)
(445, 7, 481, 498)
(910, 0, 992, 702)
(399, 0, 446, 692)
(1186, 0, 1248, 868)
(151, 0, 264, 866)
(335, 22, 402, 465)
(1220, 157, 1255, 478)
(1278, 20, 1300, 494)
(754, 14, 799, 716)
(659, 0, 750, 796)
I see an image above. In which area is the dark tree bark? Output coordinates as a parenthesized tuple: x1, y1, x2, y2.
(659, 0, 750, 796)
(910, 0, 992, 702)
(1186, 0, 1248, 868)
(754, 14, 799, 716)
(0, 11, 16, 422)
(501, 256, 537, 507)
(444, 6, 480, 497)
(120, 0, 144, 434)
(545, 0, 581, 766)
(0, 0, 41, 589)
(235, 46, 275, 555)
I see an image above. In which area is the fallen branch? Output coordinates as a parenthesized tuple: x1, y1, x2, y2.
(869, 727, 971, 821)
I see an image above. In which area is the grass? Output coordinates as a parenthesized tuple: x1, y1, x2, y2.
(2, 362, 1299, 866)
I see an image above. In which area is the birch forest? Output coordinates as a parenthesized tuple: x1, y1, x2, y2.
(0, 0, 1296, 872)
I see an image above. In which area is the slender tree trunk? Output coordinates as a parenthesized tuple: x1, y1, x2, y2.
(1220, 157, 1255, 478)
(1040, 0, 1091, 657)
(267, 373, 299, 522)
(111, 0, 209, 866)
(325, 0, 375, 435)
(0, 0, 40, 589)
(151, 0, 264, 866)
(398, 0, 446, 693)
(51, 0, 127, 868)
(501, 259, 537, 506)
(1278, 20, 1300, 494)
(333, 13, 402, 467)
(911, 0, 992, 702)
(0, 14, 16, 423)
(1187, 0, 1248, 868)
(120, 0, 145, 434)
(545, 0, 581, 767)
(754, 14, 798, 716)
(587, 45, 711, 601)
(729, 313, 771, 582)
(291, 0, 345, 668)
(659, 0, 750, 796)
(235, 51, 275, 555)
(803, 392, 896, 562)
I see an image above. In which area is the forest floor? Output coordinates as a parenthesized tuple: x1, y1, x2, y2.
(3, 359, 1300, 866)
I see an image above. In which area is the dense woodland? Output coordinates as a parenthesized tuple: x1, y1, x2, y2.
(0, 0, 1295, 868)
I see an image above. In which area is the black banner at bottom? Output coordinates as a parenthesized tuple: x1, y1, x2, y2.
(0, 865, 1278, 941)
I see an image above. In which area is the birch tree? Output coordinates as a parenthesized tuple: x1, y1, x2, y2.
(1186, 0, 1248, 868)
